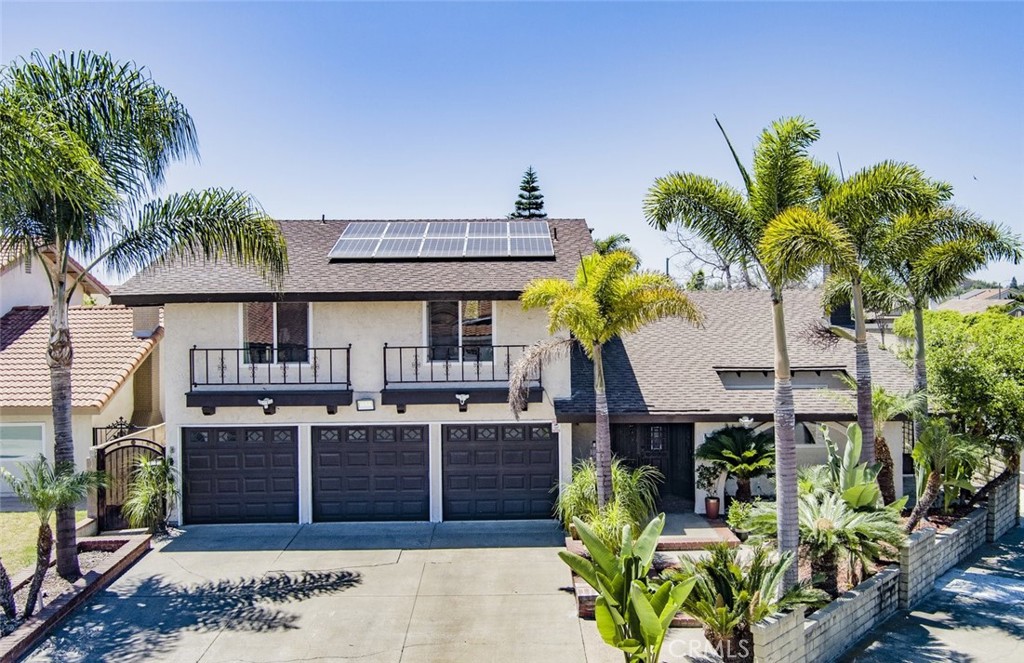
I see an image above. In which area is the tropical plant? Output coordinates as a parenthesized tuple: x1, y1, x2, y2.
(0, 556, 15, 619)
(664, 544, 827, 663)
(508, 165, 547, 218)
(1, 51, 288, 578)
(696, 427, 774, 502)
(646, 116, 825, 585)
(0, 457, 105, 617)
(760, 160, 945, 464)
(510, 251, 702, 507)
(877, 202, 1021, 438)
(122, 456, 180, 532)
(740, 492, 905, 598)
(593, 233, 637, 260)
(725, 498, 757, 535)
(904, 418, 986, 532)
(554, 458, 662, 550)
(559, 514, 696, 663)
(796, 465, 831, 500)
(821, 424, 883, 510)
(870, 387, 925, 504)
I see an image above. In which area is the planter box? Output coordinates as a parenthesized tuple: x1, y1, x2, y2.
(898, 506, 986, 609)
(0, 535, 151, 663)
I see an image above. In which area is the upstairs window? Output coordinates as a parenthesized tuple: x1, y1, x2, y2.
(427, 300, 493, 361)
(243, 302, 309, 363)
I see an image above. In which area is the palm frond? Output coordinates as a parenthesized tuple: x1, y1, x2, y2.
(714, 115, 753, 196)
(0, 456, 105, 523)
(508, 337, 575, 416)
(759, 206, 856, 284)
(749, 116, 820, 227)
(604, 272, 703, 338)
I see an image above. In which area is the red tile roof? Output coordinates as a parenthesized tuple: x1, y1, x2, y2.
(0, 306, 162, 409)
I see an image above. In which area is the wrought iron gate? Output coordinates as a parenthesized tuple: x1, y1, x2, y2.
(94, 434, 165, 531)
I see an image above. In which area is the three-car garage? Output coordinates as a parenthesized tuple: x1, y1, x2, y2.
(180, 423, 559, 525)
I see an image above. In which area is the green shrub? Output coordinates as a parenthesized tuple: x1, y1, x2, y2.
(122, 456, 179, 532)
(696, 427, 774, 502)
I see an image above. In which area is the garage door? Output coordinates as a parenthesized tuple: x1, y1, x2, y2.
(312, 425, 429, 521)
(182, 427, 298, 524)
(443, 423, 557, 520)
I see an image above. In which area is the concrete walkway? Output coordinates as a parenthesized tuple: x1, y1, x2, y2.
(841, 525, 1024, 662)
(23, 521, 708, 663)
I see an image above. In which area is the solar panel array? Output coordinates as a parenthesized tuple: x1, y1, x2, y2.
(328, 221, 554, 260)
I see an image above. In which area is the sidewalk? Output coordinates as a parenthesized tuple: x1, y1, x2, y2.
(841, 524, 1024, 662)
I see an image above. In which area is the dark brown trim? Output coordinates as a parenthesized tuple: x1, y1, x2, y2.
(186, 389, 353, 408)
(381, 386, 542, 407)
(112, 290, 524, 306)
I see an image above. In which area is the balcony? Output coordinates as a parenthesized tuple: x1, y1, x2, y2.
(381, 344, 543, 411)
(187, 346, 352, 413)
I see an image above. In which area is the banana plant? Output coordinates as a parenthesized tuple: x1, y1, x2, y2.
(822, 424, 888, 511)
(559, 513, 695, 662)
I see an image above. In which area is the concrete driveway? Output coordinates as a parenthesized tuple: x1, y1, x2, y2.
(23, 522, 707, 663)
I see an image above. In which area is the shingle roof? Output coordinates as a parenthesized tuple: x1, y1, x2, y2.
(937, 289, 1010, 315)
(0, 306, 162, 409)
(555, 289, 914, 421)
(111, 219, 593, 305)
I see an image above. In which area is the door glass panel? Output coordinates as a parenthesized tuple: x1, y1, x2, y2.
(428, 301, 459, 361)
(276, 303, 309, 362)
(461, 300, 493, 361)
(243, 302, 274, 363)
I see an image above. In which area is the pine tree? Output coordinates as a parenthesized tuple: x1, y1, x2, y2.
(509, 166, 547, 219)
(1011, 276, 1019, 290)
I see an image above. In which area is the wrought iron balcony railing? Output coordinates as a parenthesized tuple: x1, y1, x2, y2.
(382, 344, 541, 387)
(190, 346, 352, 389)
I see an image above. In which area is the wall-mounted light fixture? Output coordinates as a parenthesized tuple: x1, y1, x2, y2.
(738, 416, 755, 429)
(455, 393, 470, 412)
(257, 397, 276, 415)
(356, 398, 375, 412)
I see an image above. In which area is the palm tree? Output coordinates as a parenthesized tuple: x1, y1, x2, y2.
(645, 116, 825, 587)
(1, 457, 104, 618)
(0, 51, 288, 579)
(593, 233, 638, 260)
(0, 555, 15, 619)
(875, 204, 1022, 436)
(760, 160, 944, 463)
(509, 250, 702, 506)
(695, 426, 774, 502)
(904, 418, 981, 533)
(870, 387, 925, 505)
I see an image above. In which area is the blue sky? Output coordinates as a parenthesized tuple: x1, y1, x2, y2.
(3, 1, 1022, 285)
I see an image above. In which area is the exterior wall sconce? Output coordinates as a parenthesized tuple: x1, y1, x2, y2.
(355, 398, 375, 412)
(257, 397, 276, 415)
(738, 416, 755, 429)
(455, 393, 470, 412)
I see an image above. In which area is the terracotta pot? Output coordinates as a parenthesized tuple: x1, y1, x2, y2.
(705, 496, 721, 520)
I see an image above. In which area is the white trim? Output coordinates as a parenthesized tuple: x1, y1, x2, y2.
(429, 422, 443, 522)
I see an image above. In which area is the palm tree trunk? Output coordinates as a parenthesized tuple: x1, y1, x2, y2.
(735, 477, 752, 502)
(48, 273, 81, 581)
(0, 556, 16, 619)
(771, 291, 799, 590)
(852, 280, 875, 463)
(912, 301, 928, 444)
(592, 342, 613, 508)
(875, 435, 897, 505)
(811, 547, 840, 598)
(22, 522, 53, 618)
(904, 471, 941, 533)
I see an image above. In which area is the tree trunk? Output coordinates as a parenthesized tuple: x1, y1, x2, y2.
(592, 342, 613, 508)
(912, 302, 928, 444)
(0, 556, 16, 619)
(23, 522, 53, 618)
(875, 435, 898, 505)
(735, 477, 752, 502)
(771, 292, 799, 590)
(852, 281, 875, 463)
(904, 470, 941, 533)
(811, 547, 840, 598)
(48, 270, 81, 580)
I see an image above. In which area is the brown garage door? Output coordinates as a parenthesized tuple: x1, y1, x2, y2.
(443, 423, 557, 520)
(182, 427, 298, 524)
(312, 425, 429, 521)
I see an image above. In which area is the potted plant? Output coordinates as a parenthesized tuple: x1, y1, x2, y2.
(695, 463, 723, 519)
(696, 426, 774, 502)
(725, 498, 756, 541)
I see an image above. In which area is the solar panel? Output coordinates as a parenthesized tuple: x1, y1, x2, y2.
(426, 221, 468, 237)
(375, 237, 422, 258)
(510, 236, 554, 256)
(340, 221, 390, 238)
(383, 222, 429, 238)
(421, 237, 466, 257)
(329, 220, 553, 260)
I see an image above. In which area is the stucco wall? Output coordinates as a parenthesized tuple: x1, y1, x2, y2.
(0, 254, 85, 315)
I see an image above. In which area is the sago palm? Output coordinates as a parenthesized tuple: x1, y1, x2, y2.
(760, 159, 945, 463)
(874, 203, 1022, 437)
(904, 418, 983, 533)
(0, 51, 288, 579)
(1, 457, 104, 618)
(645, 116, 824, 587)
(509, 250, 702, 506)
(695, 427, 774, 502)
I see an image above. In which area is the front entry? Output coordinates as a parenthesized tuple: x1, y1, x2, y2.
(611, 423, 695, 501)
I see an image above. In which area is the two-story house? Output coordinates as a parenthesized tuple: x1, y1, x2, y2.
(110, 219, 590, 525)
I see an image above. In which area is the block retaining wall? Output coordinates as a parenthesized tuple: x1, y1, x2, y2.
(898, 506, 986, 609)
(986, 477, 1020, 542)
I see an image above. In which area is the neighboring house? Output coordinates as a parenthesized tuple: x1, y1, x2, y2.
(110, 219, 587, 525)
(554, 289, 915, 513)
(936, 288, 1014, 315)
(0, 305, 163, 504)
(0, 247, 110, 316)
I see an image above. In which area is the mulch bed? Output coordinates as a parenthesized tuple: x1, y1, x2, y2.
(0, 550, 115, 638)
(796, 545, 893, 600)
(903, 502, 977, 533)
